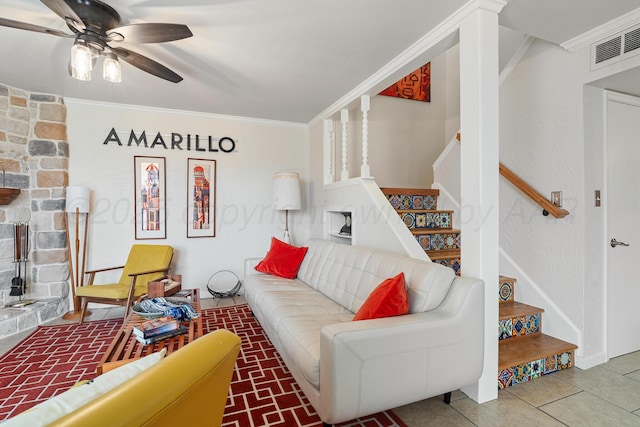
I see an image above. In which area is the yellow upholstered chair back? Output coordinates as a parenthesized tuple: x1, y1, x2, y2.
(118, 244, 174, 292)
(50, 329, 241, 427)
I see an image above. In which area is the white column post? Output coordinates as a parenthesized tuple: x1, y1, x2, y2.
(459, 0, 504, 404)
(360, 95, 371, 178)
(323, 119, 335, 185)
(340, 109, 349, 181)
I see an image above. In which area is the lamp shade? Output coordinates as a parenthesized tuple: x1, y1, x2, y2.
(66, 186, 91, 213)
(273, 172, 301, 211)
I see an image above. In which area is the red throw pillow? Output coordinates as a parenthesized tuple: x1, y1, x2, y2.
(353, 272, 409, 321)
(255, 237, 309, 279)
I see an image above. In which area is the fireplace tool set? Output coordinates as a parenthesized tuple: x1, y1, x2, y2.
(8, 222, 34, 307)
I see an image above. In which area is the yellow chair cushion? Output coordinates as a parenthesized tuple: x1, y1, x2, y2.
(75, 283, 146, 299)
(118, 245, 174, 291)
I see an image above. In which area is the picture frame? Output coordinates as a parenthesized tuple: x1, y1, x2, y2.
(134, 156, 166, 240)
(187, 158, 216, 238)
(379, 62, 431, 102)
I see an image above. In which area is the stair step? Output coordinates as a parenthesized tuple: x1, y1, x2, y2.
(427, 248, 460, 260)
(429, 249, 461, 276)
(414, 229, 461, 251)
(499, 301, 544, 320)
(399, 211, 453, 230)
(382, 188, 439, 210)
(498, 334, 578, 389)
(499, 302, 543, 341)
(499, 275, 517, 303)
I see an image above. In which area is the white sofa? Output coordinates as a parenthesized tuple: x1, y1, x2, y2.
(244, 238, 484, 425)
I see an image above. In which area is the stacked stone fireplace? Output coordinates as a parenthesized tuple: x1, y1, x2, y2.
(0, 83, 69, 337)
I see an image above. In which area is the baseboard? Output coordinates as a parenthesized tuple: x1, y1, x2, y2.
(575, 351, 607, 370)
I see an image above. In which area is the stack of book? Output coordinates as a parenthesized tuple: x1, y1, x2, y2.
(132, 316, 187, 345)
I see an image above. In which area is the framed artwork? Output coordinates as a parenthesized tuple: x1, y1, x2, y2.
(379, 62, 430, 102)
(187, 158, 216, 238)
(134, 156, 166, 240)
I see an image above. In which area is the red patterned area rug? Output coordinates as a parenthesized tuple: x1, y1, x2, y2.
(0, 304, 407, 426)
(202, 304, 407, 427)
(0, 319, 122, 421)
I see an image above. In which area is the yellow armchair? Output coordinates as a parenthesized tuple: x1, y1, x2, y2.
(18, 329, 241, 427)
(76, 244, 174, 323)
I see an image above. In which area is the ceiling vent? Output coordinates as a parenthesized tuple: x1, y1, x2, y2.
(591, 24, 640, 70)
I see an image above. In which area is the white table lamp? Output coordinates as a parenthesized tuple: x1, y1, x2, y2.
(273, 172, 301, 244)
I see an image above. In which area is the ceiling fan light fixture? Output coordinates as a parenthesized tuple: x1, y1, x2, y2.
(103, 52, 121, 83)
(70, 40, 93, 81)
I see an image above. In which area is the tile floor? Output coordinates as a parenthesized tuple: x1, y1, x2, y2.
(1, 296, 640, 426)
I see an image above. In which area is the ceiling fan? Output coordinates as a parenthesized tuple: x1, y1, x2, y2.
(0, 0, 193, 83)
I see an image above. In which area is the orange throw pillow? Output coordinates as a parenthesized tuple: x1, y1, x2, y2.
(353, 272, 409, 321)
(255, 237, 309, 279)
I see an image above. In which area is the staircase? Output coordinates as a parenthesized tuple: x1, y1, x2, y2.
(381, 187, 578, 389)
(381, 187, 461, 275)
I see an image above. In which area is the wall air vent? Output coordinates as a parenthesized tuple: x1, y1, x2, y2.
(591, 23, 640, 70)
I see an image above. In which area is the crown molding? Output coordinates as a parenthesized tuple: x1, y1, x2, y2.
(64, 98, 309, 129)
(561, 7, 640, 52)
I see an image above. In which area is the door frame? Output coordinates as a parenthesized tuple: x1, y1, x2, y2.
(602, 90, 640, 361)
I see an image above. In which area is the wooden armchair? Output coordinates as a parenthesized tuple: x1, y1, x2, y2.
(75, 244, 174, 324)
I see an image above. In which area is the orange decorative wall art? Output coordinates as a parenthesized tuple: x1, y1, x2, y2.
(379, 62, 430, 102)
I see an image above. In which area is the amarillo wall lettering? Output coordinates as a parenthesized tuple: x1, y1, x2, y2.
(103, 128, 236, 153)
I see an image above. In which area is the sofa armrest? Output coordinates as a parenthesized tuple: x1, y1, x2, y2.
(318, 277, 484, 424)
(244, 258, 264, 277)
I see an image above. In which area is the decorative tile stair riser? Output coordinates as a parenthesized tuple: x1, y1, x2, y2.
(498, 351, 574, 389)
(400, 211, 453, 230)
(415, 232, 461, 251)
(386, 193, 437, 210)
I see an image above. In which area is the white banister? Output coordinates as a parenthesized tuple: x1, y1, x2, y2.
(360, 95, 371, 178)
(323, 119, 335, 184)
(340, 109, 349, 181)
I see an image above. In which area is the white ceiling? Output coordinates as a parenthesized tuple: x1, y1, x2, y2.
(1, 0, 639, 124)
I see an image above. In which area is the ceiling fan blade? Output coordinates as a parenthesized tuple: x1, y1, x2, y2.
(108, 23, 193, 43)
(111, 47, 183, 83)
(40, 0, 85, 29)
(0, 17, 70, 37)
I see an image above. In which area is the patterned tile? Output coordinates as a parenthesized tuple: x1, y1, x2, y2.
(424, 195, 436, 210)
(416, 235, 431, 250)
(499, 319, 512, 340)
(526, 314, 540, 334)
(513, 363, 531, 385)
(451, 259, 461, 275)
(530, 358, 544, 379)
(498, 368, 513, 389)
(544, 354, 558, 374)
(402, 213, 415, 228)
(558, 352, 572, 369)
(431, 234, 445, 250)
(498, 351, 575, 389)
(512, 316, 527, 336)
(499, 281, 513, 302)
(412, 196, 424, 209)
(387, 195, 401, 209)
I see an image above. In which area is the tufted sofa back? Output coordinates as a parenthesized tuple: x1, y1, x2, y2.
(297, 239, 456, 314)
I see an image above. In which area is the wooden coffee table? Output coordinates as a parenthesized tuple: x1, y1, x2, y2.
(96, 288, 203, 374)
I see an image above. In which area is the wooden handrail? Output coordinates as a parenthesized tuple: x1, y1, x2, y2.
(499, 163, 569, 218)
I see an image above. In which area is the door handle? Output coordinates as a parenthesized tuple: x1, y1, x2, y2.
(610, 238, 630, 248)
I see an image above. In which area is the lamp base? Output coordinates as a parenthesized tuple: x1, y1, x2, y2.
(62, 310, 91, 320)
(282, 230, 291, 244)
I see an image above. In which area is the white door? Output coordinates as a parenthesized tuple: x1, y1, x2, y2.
(606, 94, 640, 358)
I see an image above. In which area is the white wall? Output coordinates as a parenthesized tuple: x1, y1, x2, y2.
(499, 37, 640, 366)
(331, 53, 452, 188)
(66, 99, 309, 298)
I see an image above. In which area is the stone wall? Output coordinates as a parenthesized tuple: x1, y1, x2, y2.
(0, 84, 69, 333)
